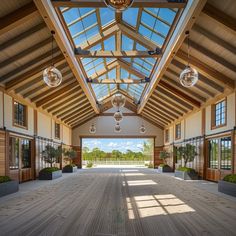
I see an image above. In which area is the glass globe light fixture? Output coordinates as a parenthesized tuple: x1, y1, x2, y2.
(103, 0, 134, 12)
(114, 123, 121, 132)
(179, 66, 198, 88)
(111, 94, 125, 108)
(89, 124, 96, 134)
(113, 110, 123, 122)
(140, 124, 146, 134)
(43, 66, 62, 87)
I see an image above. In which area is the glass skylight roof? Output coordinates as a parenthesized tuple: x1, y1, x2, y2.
(59, 5, 178, 104)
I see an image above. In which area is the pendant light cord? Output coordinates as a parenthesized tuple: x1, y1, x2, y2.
(186, 31, 190, 67)
(51, 31, 55, 66)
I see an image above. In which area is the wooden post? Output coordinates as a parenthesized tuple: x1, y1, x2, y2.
(73, 146, 82, 169)
(154, 146, 164, 169)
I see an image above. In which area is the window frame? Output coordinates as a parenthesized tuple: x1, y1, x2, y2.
(165, 129, 169, 143)
(55, 122, 61, 140)
(12, 100, 28, 129)
(175, 123, 181, 140)
(211, 98, 227, 130)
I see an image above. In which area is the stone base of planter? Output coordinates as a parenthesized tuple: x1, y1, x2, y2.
(62, 166, 77, 173)
(39, 170, 62, 180)
(175, 170, 198, 180)
(218, 180, 236, 197)
(158, 166, 173, 173)
(0, 180, 19, 197)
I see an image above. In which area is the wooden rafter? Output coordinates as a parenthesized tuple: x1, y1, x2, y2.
(202, 3, 236, 33)
(71, 114, 98, 128)
(0, 2, 38, 36)
(144, 106, 173, 123)
(138, 114, 164, 130)
(142, 110, 168, 126)
(52, 0, 186, 8)
(67, 110, 95, 124)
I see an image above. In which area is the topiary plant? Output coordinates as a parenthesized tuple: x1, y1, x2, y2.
(223, 174, 236, 184)
(42, 145, 62, 168)
(39, 167, 60, 174)
(63, 148, 77, 165)
(0, 176, 11, 183)
(176, 144, 197, 167)
(159, 150, 170, 165)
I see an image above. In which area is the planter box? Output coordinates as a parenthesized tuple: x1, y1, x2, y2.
(218, 180, 236, 197)
(0, 180, 19, 197)
(39, 170, 62, 180)
(158, 166, 173, 173)
(175, 170, 198, 180)
(62, 166, 77, 173)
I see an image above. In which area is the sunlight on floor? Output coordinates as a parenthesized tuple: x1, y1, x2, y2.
(124, 180, 157, 186)
(127, 194, 195, 219)
(124, 173, 145, 176)
(121, 169, 139, 172)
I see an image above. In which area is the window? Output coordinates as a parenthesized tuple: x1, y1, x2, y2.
(212, 99, 226, 128)
(208, 137, 232, 170)
(13, 101, 27, 128)
(165, 129, 169, 143)
(55, 123, 60, 139)
(21, 139, 31, 169)
(9, 137, 19, 169)
(175, 123, 181, 140)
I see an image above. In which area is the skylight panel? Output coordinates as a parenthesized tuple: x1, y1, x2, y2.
(141, 11, 156, 28)
(109, 84, 116, 91)
(108, 68, 116, 79)
(121, 68, 130, 79)
(104, 36, 115, 51)
(158, 8, 176, 24)
(120, 84, 128, 91)
(122, 35, 134, 50)
(99, 8, 115, 27)
(122, 8, 139, 27)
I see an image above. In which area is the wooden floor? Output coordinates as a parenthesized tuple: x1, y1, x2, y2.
(0, 168, 236, 236)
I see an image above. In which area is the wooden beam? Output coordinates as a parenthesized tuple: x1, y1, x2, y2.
(67, 110, 95, 124)
(0, 37, 52, 69)
(88, 78, 148, 84)
(63, 107, 93, 123)
(176, 50, 235, 89)
(4, 53, 64, 90)
(35, 0, 99, 114)
(52, 0, 186, 8)
(0, 2, 38, 36)
(138, 114, 164, 130)
(159, 80, 201, 107)
(142, 110, 168, 126)
(138, 0, 207, 113)
(193, 24, 236, 55)
(144, 106, 173, 123)
(71, 114, 98, 129)
(0, 22, 46, 51)
(36, 82, 79, 107)
(202, 3, 236, 33)
(75, 49, 161, 58)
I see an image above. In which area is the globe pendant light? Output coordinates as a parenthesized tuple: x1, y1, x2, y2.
(111, 94, 125, 108)
(179, 31, 198, 88)
(114, 123, 121, 132)
(89, 124, 96, 134)
(43, 31, 62, 87)
(114, 110, 123, 122)
(104, 0, 134, 12)
(140, 124, 146, 134)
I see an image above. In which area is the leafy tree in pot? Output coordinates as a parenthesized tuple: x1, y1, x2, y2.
(176, 144, 197, 167)
(159, 150, 170, 165)
(63, 148, 77, 165)
(42, 145, 62, 168)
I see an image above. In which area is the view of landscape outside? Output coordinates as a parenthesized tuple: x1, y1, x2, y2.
(82, 138, 154, 165)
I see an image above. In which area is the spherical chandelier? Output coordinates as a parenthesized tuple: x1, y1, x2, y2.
(103, 0, 134, 12)
(140, 124, 146, 134)
(43, 66, 62, 87)
(111, 94, 126, 108)
(179, 31, 198, 88)
(179, 66, 198, 88)
(89, 124, 96, 134)
(114, 123, 121, 132)
(43, 31, 62, 87)
(113, 110, 123, 122)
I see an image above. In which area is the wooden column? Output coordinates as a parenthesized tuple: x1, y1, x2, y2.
(73, 146, 82, 168)
(154, 146, 164, 169)
(0, 130, 6, 176)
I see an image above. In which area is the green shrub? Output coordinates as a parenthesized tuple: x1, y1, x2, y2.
(177, 167, 196, 173)
(148, 163, 154, 168)
(223, 174, 236, 184)
(39, 167, 60, 174)
(64, 164, 76, 168)
(86, 162, 93, 168)
(0, 176, 11, 183)
(159, 164, 170, 168)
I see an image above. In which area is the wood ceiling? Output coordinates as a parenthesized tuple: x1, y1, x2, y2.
(0, 0, 235, 129)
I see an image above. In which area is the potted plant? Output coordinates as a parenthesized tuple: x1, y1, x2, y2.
(158, 150, 172, 172)
(0, 176, 19, 197)
(62, 148, 77, 173)
(86, 161, 93, 168)
(39, 145, 62, 180)
(174, 144, 198, 180)
(218, 174, 236, 197)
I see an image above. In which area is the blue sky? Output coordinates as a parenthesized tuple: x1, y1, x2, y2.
(82, 138, 153, 153)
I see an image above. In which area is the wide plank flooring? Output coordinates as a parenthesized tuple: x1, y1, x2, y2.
(0, 168, 236, 236)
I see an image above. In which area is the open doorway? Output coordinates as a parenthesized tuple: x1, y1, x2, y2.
(81, 138, 154, 168)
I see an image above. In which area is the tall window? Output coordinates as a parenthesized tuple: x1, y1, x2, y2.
(21, 139, 31, 169)
(55, 123, 60, 139)
(14, 101, 27, 128)
(9, 137, 19, 169)
(165, 129, 169, 143)
(212, 99, 226, 128)
(208, 137, 231, 170)
(175, 123, 181, 140)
